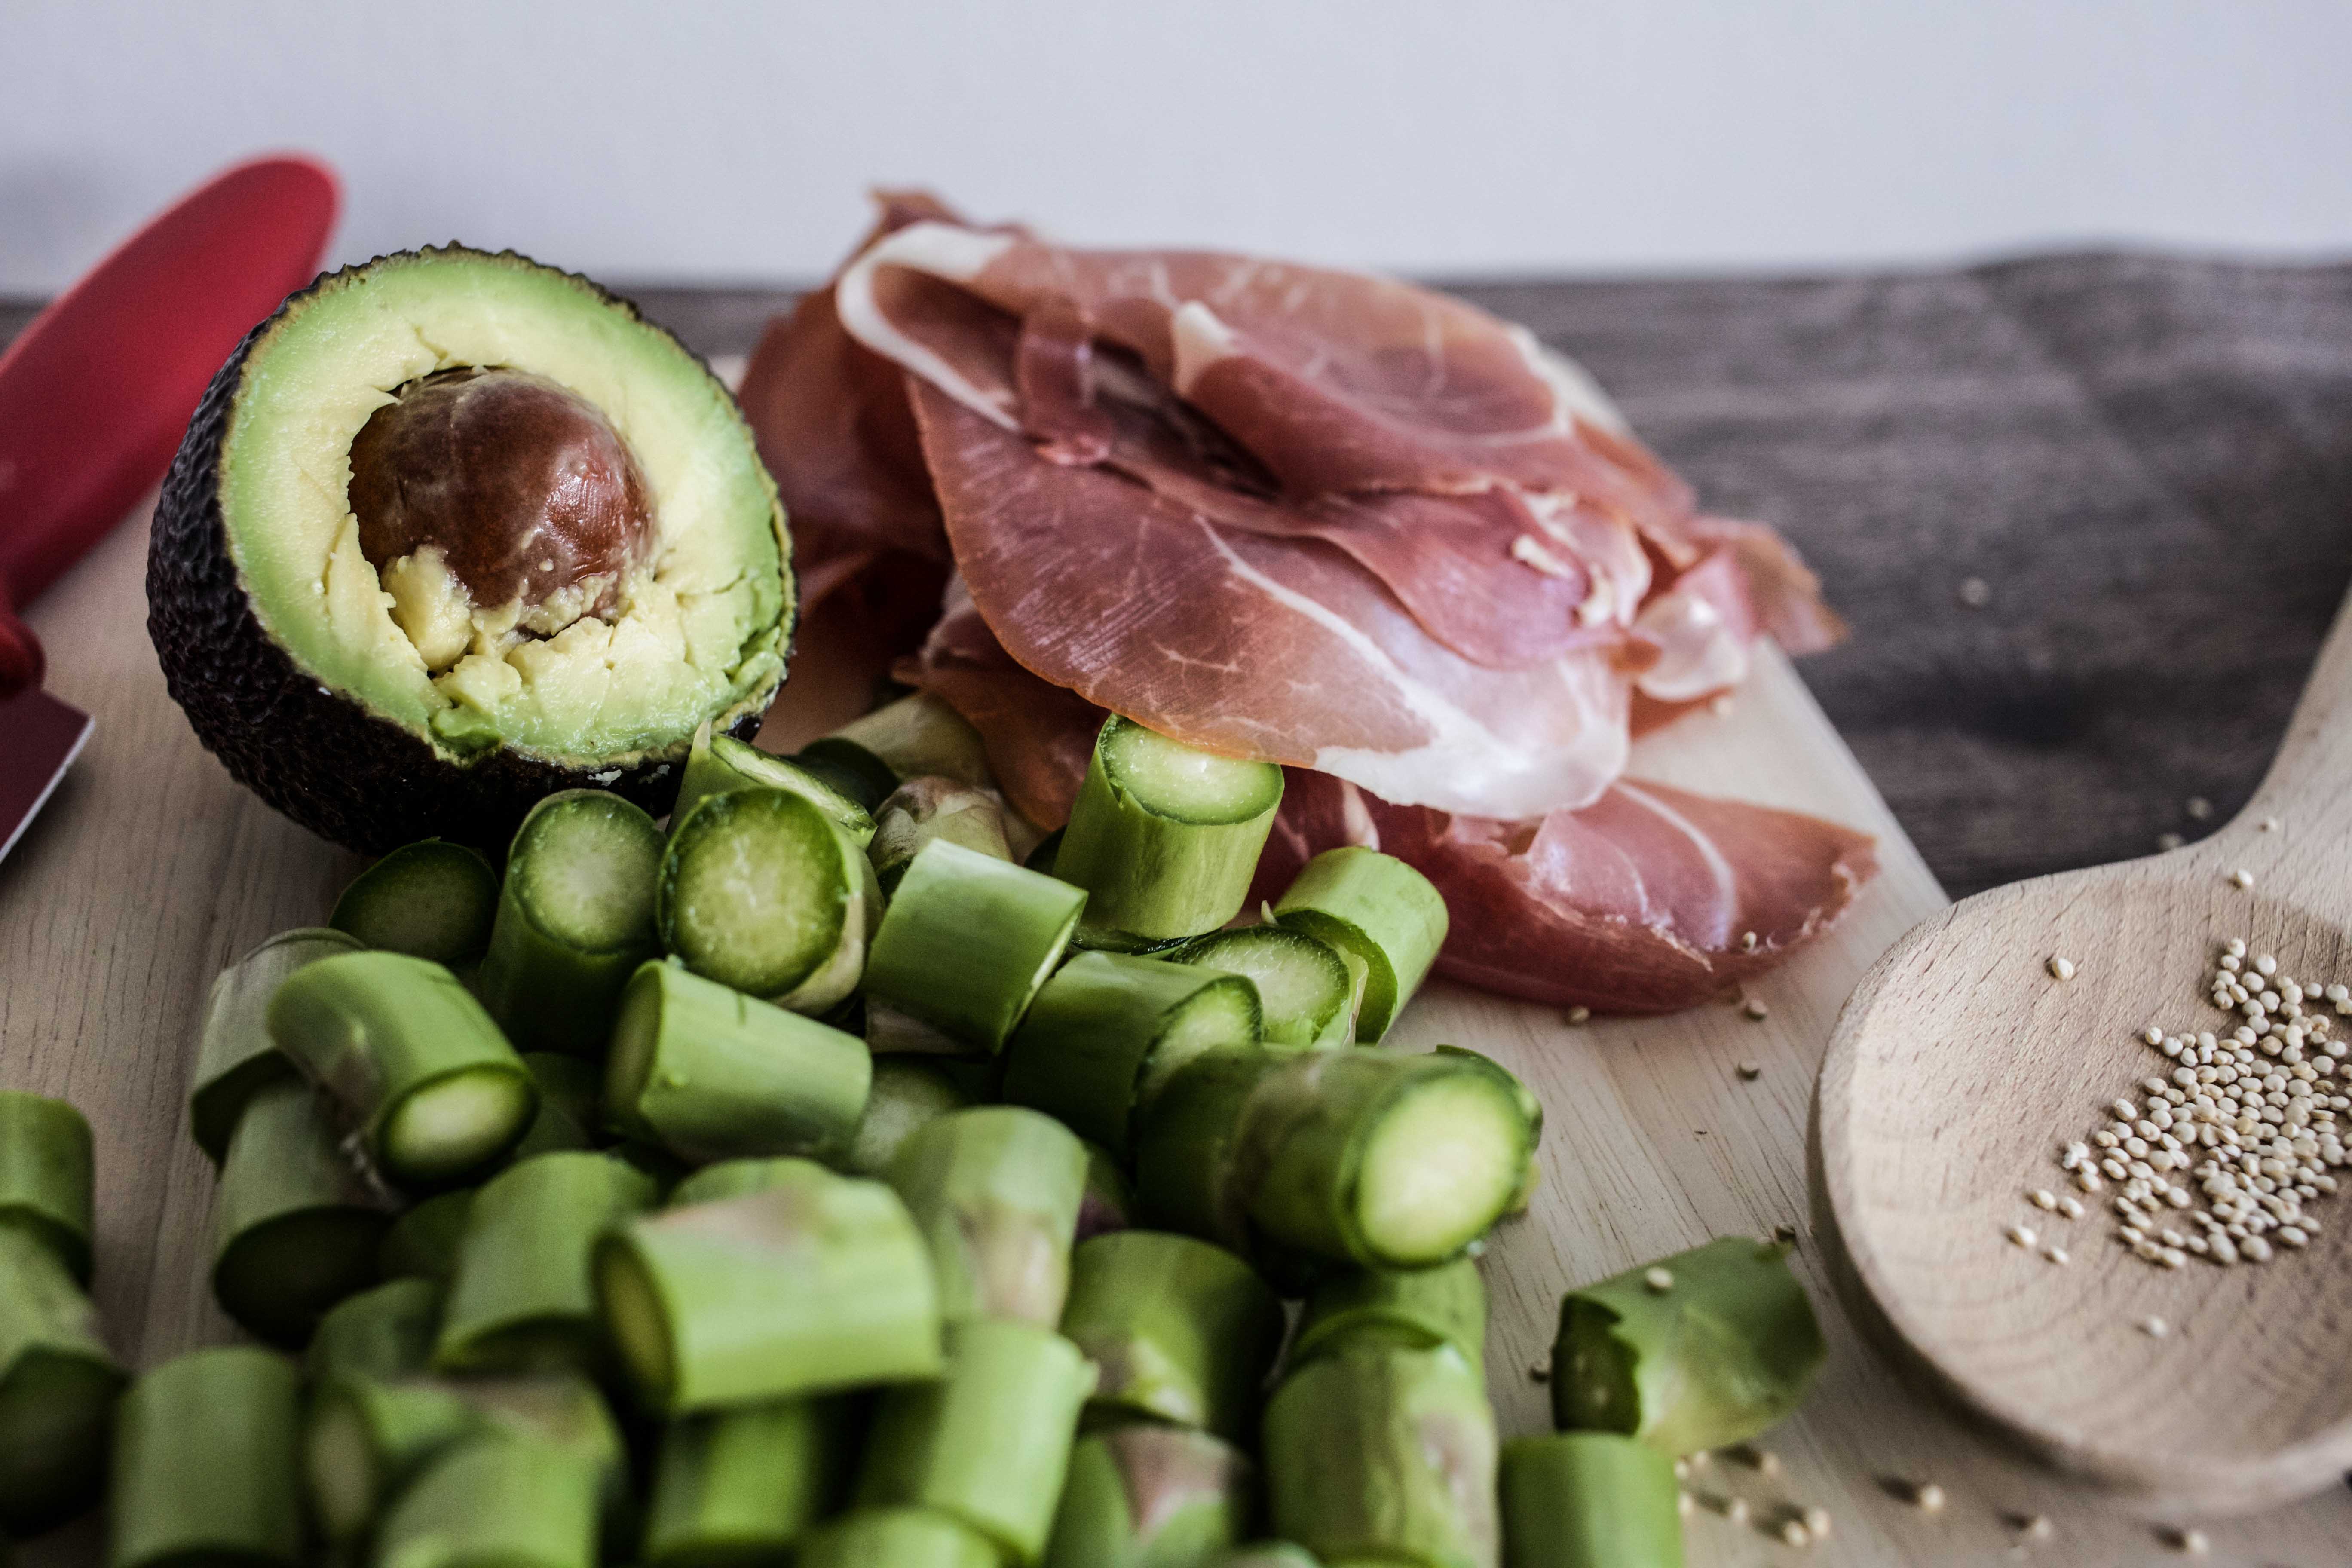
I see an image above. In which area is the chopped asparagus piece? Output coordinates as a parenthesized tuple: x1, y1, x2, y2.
(1002, 950, 1261, 1157)
(511, 1051, 603, 1159)
(331, 839, 500, 967)
(1131, 1051, 1288, 1257)
(643, 1396, 851, 1567)
(189, 927, 363, 1166)
(797, 1508, 1000, 1568)
(596, 1162, 941, 1413)
(659, 787, 879, 1014)
(479, 790, 665, 1053)
(306, 1276, 444, 1388)
(108, 1347, 303, 1568)
(1552, 1237, 1824, 1455)
(0, 1227, 123, 1535)
(434, 1152, 658, 1376)
(673, 723, 880, 846)
(603, 960, 871, 1162)
(211, 1079, 395, 1345)
(305, 1373, 625, 1550)
(791, 738, 902, 814)
(1056, 717, 1283, 943)
(840, 1060, 972, 1177)
(1293, 1258, 1488, 1377)
(0, 1090, 93, 1283)
(1273, 848, 1449, 1042)
(1172, 926, 1355, 1049)
(1059, 1231, 1283, 1442)
(1045, 1425, 1253, 1568)
(864, 839, 1088, 1054)
(870, 776, 1014, 895)
(888, 1106, 1087, 1326)
(1500, 1432, 1681, 1568)
(378, 1189, 476, 1284)
(1434, 1046, 1542, 1215)
(824, 692, 991, 788)
(1075, 1141, 1133, 1242)
(1205, 1548, 1321, 1568)
(269, 950, 537, 1187)
(372, 1431, 601, 1568)
(854, 1318, 1097, 1565)
(1263, 1345, 1498, 1568)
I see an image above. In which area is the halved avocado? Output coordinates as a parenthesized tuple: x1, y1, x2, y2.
(150, 246, 792, 852)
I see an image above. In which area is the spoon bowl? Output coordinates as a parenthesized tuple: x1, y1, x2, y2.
(1814, 596, 2352, 1514)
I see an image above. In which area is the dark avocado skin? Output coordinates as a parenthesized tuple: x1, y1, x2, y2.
(148, 257, 779, 856)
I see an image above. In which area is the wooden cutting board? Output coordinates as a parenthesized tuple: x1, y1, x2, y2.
(6, 496, 2350, 1564)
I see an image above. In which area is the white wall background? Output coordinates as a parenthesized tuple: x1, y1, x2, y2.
(5, 0, 2347, 294)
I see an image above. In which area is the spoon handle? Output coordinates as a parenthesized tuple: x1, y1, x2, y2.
(2220, 585, 2352, 893)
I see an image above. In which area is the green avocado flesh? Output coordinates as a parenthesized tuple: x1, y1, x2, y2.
(150, 245, 793, 851)
(224, 249, 785, 760)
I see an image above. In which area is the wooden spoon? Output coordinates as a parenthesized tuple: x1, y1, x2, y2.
(1813, 594, 2352, 1515)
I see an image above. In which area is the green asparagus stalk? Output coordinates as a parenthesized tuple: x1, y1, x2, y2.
(305, 1372, 626, 1551)
(331, 840, 501, 968)
(1292, 1258, 1488, 1377)
(672, 722, 879, 846)
(372, 1430, 602, 1568)
(603, 960, 871, 1162)
(0, 1227, 124, 1535)
(1054, 717, 1283, 943)
(512, 1051, 603, 1159)
(0, 1090, 94, 1282)
(862, 840, 1088, 1054)
(1076, 1141, 1133, 1241)
(1272, 848, 1449, 1042)
(819, 692, 992, 790)
(1058, 1231, 1282, 1443)
(1551, 1237, 1824, 1455)
(1045, 1425, 1252, 1568)
(1499, 1433, 1681, 1568)
(888, 1106, 1088, 1326)
(1433, 1047, 1541, 1215)
(269, 949, 538, 1187)
(1262, 1344, 1498, 1568)
(659, 787, 881, 1015)
(378, 1189, 476, 1284)
(1002, 950, 1262, 1157)
(796, 1509, 1001, 1568)
(1238, 1049, 1538, 1269)
(479, 790, 667, 1053)
(642, 1396, 851, 1567)
(1204, 1548, 1320, 1568)
(839, 1060, 972, 1177)
(433, 1152, 658, 1376)
(789, 741, 902, 815)
(869, 776, 1013, 894)
(1131, 1051, 1289, 1256)
(189, 927, 363, 1166)
(1172, 926, 1356, 1050)
(595, 1162, 942, 1413)
(665, 1158, 802, 1207)
(108, 1347, 303, 1568)
(210, 1078, 396, 1346)
(854, 1317, 1097, 1565)
(306, 1276, 444, 1387)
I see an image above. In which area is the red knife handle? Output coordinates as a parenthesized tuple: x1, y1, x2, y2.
(0, 582, 41, 701)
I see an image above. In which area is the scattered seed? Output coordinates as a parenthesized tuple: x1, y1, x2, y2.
(2157, 831, 2185, 851)
(1737, 1061, 1761, 1081)
(2012, 1513, 2053, 1541)
(2140, 1316, 2169, 1338)
(1957, 576, 1991, 608)
(2186, 796, 2213, 821)
(1565, 1005, 1591, 1025)
(1778, 1519, 1810, 1546)
(1740, 929, 1758, 952)
(2260, 816, 2281, 832)
(1677, 1489, 1695, 1518)
(2056, 1195, 2084, 1218)
(2028, 1188, 2056, 1210)
(2005, 1223, 2037, 1249)
(1801, 1505, 1832, 1537)
(1528, 1361, 1549, 1383)
(2162, 1525, 2209, 1555)
(1772, 1223, 1800, 1246)
(2042, 1244, 2069, 1264)
(1911, 1482, 1946, 1514)
(2230, 869, 2254, 889)
(1644, 1267, 1675, 1293)
(1742, 998, 1769, 1021)
(2047, 956, 2076, 981)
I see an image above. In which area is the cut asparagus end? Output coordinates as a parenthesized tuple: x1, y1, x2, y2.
(1500, 1432, 1684, 1568)
(602, 974, 664, 1142)
(1135, 977, 1263, 1100)
(863, 840, 1087, 1054)
(595, 1239, 677, 1408)
(1352, 1075, 1528, 1265)
(707, 732, 879, 845)
(660, 788, 854, 999)
(330, 840, 501, 966)
(793, 737, 903, 812)
(1172, 927, 1350, 1050)
(511, 793, 665, 953)
(214, 1208, 392, 1348)
(844, 1060, 973, 1177)
(1273, 847, 1449, 1042)
(384, 1067, 538, 1183)
(304, 1386, 383, 1542)
(190, 928, 364, 1168)
(0, 1345, 124, 1537)
(1099, 719, 1282, 824)
(824, 692, 992, 789)
(379, 1189, 476, 1283)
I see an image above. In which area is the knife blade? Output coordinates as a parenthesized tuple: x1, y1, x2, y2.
(0, 688, 93, 865)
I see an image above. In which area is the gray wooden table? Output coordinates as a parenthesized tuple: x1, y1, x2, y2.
(11, 255, 2349, 899)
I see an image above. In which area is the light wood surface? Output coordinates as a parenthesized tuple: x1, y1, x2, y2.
(6, 498, 2352, 1563)
(1817, 586, 2352, 1517)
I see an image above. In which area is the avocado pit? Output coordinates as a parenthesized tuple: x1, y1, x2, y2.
(349, 367, 655, 664)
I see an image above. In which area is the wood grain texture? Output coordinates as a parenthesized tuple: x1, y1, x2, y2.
(1818, 588, 2352, 1514)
